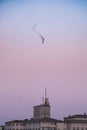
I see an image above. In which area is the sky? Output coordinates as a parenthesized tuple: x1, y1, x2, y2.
(0, 0, 87, 125)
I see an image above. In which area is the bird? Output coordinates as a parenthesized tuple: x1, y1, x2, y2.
(32, 24, 45, 44)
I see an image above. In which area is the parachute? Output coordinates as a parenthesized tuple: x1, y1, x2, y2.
(32, 24, 45, 43)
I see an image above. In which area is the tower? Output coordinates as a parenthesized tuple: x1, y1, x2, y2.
(33, 89, 50, 119)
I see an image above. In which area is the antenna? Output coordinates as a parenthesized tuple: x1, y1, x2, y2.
(45, 88, 47, 98)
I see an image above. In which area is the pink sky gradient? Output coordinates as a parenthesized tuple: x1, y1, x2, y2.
(0, 0, 87, 125)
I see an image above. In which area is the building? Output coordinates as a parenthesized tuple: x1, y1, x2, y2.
(64, 114, 87, 130)
(4, 90, 87, 130)
(0, 126, 4, 130)
(33, 92, 50, 119)
(5, 90, 64, 130)
(25, 117, 63, 130)
(5, 120, 25, 130)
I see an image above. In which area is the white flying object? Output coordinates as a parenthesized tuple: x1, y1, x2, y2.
(32, 24, 45, 44)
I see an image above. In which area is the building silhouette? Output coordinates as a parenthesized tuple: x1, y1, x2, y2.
(3, 90, 87, 130)
(34, 89, 50, 119)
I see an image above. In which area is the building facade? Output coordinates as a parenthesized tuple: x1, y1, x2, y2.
(4, 91, 87, 130)
(5, 92, 64, 130)
(0, 126, 4, 130)
(34, 96, 50, 119)
(5, 120, 25, 130)
(64, 114, 87, 130)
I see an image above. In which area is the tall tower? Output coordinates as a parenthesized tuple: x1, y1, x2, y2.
(33, 89, 50, 119)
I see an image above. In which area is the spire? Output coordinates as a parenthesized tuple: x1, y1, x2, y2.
(44, 88, 49, 106)
(45, 88, 47, 98)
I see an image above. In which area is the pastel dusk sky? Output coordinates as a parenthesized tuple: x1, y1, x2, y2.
(0, 0, 87, 125)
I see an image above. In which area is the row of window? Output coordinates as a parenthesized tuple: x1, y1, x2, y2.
(6, 123, 55, 127)
(73, 128, 87, 130)
(6, 129, 25, 130)
(5, 128, 56, 130)
(71, 124, 87, 128)
(6, 129, 27, 130)
(41, 123, 56, 125)
(57, 129, 87, 130)
(42, 128, 56, 130)
(6, 124, 25, 126)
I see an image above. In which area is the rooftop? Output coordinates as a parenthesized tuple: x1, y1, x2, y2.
(5, 117, 63, 124)
(64, 113, 87, 120)
(25, 117, 63, 123)
(5, 120, 24, 124)
(64, 113, 87, 123)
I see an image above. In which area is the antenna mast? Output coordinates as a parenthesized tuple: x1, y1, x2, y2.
(45, 88, 47, 98)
